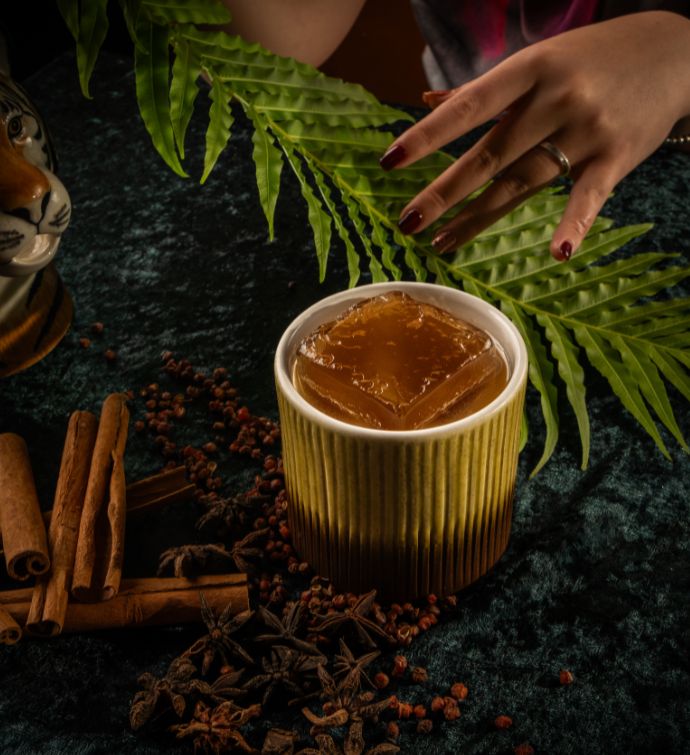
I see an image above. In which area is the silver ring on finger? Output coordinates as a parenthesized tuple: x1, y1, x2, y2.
(538, 140, 571, 177)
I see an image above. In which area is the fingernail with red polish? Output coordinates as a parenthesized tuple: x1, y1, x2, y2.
(398, 209, 423, 234)
(431, 231, 456, 253)
(380, 144, 406, 171)
(560, 240, 573, 261)
(422, 89, 451, 108)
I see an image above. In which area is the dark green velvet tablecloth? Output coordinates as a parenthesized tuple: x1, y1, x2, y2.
(0, 54, 689, 755)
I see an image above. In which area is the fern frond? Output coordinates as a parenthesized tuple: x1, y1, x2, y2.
(611, 336, 687, 450)
(340, 188, 387, 283)
(596, 297, 690, 330)
(118, 0, 146, 54)
(280, 141, 332, 282)
(305, 157, 360, 288)
(169, 38, 201, 160)
(572, 327, 670, 458)
(67, 0, 109, 98)
(142, 0, 231, 25)
(134, 20, 186, 176)
(536, 313, 590, 469)
(200, 74, 233, 183)
(57, 0, 79, 41)
(502, 300, 559, 476)
(242, 105, 284, 241)
(649, 348, 690, 404)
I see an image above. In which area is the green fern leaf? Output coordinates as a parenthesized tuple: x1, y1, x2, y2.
(537, 313, 590, 469)
(201, 74, 234, 184)
(502, 300, 560, 475)
(522, 253, 677, 306)
(134, 19, 187, 177)
(341, 190, 386, 283)
(75, 0, 109, 98)
(573, 326, 670, 458)
(458, 224, 648, 295)
(178, 25, 404, 111)
(557, 264, 690, 319)
(393, 229, 428, 283)
(118, 0, 146, 53)
(431, 256, 463, 289)
(626, 314, 690, 339)
(369, 214, 402, 281)
(57, 0, 79, 40)
(649, 348, 690, 404)
(243, 105, 284, 241)
(305, 158, 360, 288)
(611, 336, 687, 450)
(169, 38, 201, 160)
(281, 142, 332, 282)
(142, 0, 231, 25)
(599, 297, 690, 330)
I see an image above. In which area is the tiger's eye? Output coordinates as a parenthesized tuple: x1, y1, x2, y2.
(7, 115, 24, 140)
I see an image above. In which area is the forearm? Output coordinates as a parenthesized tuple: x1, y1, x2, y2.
(220, 0, 367, 66)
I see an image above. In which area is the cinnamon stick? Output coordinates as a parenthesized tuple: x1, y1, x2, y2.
(125, 466, 195, 516)
(0, 606, 21, 645)
(1, 574, 249, 635)
(72, 393, 129, 602)
(0, 467, 195, 556)
(27, 411, 98, 637)
(0, 433, 50, 580)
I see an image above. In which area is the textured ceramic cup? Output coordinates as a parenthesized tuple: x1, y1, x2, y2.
(275, 282, 528, 600)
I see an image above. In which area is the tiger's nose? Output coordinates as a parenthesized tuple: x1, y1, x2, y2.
(0, 143, 51, 212)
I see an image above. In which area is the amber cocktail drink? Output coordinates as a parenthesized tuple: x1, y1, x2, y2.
(292, 291, 508, 430)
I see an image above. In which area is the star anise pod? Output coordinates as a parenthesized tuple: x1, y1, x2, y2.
(196, 493, 255, 537)
(262, 728, 299, 754)
(297, 731, 399, 755)
(228, 528, 270, 572)
(241, 647, 323, 706)
(301, 665, 393, 737)
(210, 666, 246, 700)
(309, 591, 391, 649)
(157, 543, 234, 578)
(188, 593, 254, 674)
(333, 639, 379, 689)
(256, 602, 326, 657)
(130, 656, 231, 731)
(170, 699, 261, 754)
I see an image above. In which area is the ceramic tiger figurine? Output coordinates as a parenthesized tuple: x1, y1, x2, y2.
(0, 57, 73, 377)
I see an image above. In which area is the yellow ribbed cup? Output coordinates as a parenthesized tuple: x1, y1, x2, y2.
(275, 283, 527, 601)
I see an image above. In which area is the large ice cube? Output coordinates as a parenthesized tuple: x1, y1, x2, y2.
(292, 291, 508, 430)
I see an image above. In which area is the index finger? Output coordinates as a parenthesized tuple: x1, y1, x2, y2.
(379, 51, 537, 171)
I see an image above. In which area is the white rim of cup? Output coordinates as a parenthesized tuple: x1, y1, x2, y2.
(275, 282, 528, 440)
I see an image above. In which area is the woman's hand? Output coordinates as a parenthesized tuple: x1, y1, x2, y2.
(380, 11, 690, 261)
